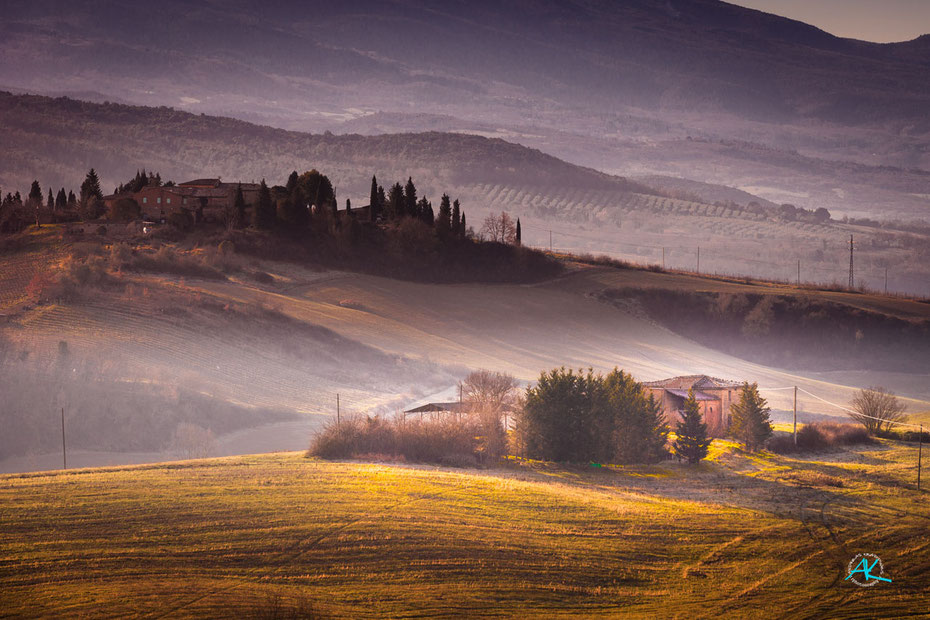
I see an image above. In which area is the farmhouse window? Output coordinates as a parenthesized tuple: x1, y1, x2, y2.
(157, 197, 162, 204)
(167, 198, 171, 204)
(143, 197, 147, 204)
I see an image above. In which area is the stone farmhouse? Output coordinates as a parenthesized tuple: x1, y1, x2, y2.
(104, 178, 260, 222)
(642, 375, 743, 436)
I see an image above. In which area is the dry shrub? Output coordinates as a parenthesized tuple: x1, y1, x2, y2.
(308, 414, 502, 467)
(767, 422, 873, 453)
(781, 470, 845, 488)
(131, 245, 226, 280)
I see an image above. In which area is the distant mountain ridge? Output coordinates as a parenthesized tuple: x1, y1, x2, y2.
(0, 91, 647, 199)
(1, 0, 927, 129)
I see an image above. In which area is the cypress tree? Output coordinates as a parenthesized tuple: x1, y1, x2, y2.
(453, 200, 463, 236)
(233, 183, 246, 229)
(55, 188, 67, 210)
(673, 390, 711, 464)
(369, 175, 379, 221)
(404, 177, 417, 218)
(253, 179, 275, 229)
(436, 194, 452, 236)
(516, 218, 522, 245)
(346, 198, 352, 216)
(386, 183, 405, 220)
(68, 190, 76, 207)
(46, 188, 54, 210)
(729, 382, 773, 451)
(451, 200, 460, 233)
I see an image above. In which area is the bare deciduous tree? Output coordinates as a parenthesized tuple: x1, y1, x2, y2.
(481, 211, 517, 244)
(463, 369, 520, 460)
(463, 369, 519, 414)
(170, 422, 216, 459)
(848, 386, 907, 433)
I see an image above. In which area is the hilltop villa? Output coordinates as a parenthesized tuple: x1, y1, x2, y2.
(104, 178, 260, 222)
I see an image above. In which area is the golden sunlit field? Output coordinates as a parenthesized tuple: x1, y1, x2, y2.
(1, 439, 927, 618)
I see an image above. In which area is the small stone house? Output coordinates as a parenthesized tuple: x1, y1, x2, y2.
(642, 375, 743, 436)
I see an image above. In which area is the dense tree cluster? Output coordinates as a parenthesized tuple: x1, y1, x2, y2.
(368, 175, 467, 238)
(515, 367, 669, 464)
(114, 169, 166, 194)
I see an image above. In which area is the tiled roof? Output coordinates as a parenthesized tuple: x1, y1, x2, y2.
(642, 374, 742, 389)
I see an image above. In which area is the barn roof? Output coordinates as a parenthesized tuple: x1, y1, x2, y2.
(642, 375, 741, 389)
(404, 402, 467, 414)
(178, 178, 221, 187)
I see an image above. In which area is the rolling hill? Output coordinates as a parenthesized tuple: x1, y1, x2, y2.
(2, 225, 928, 471)
(3, 91, 930, 296)
(1, 444, 928, 617)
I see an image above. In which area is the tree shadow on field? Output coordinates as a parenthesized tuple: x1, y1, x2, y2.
(506, 449, 873, 525)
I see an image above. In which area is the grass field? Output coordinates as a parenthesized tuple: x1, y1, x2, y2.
(1, 439, 928, 618)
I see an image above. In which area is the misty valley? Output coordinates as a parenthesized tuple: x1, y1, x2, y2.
(1, 1, 929, 618)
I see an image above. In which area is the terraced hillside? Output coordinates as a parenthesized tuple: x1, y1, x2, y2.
(1, 439, 927, 617)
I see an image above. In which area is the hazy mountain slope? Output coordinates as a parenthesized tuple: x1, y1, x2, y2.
(2, 0, 928, 127)
(0, 91, 641, 199)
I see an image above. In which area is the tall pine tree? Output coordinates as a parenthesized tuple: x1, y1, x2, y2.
(451, 198, 460, 232)
(673, 389, 710, 464)
(28, 181, 42, 205)
(516, 218, 521, 245)
(729, 382, 773, 451)
(55, 188, 67, 210)
(80, 169, 103, 203)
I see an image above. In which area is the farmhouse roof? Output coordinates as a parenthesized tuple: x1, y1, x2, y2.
(178, 178, 221, 187)
(404, 402, 467, 414)
(642, 374, 742, 389)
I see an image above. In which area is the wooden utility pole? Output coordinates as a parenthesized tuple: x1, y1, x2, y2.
(61, 407, 67, 469)
(793, 387, 798, 446)
(696, 246, 700, 273)
(549, 230, 552, 253)
(848, 234, 854, 289)
(884, 268, 888, 294)
(919, 424, 923, 491)
(662, 247, 666, 270)
(797, 260, 800, 286)
(336, 393, 340, 425)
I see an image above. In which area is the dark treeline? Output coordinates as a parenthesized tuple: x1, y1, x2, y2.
(220, 169, 557, 284)
(1, 164, 560, 284)
(0, 168, 108, 232)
